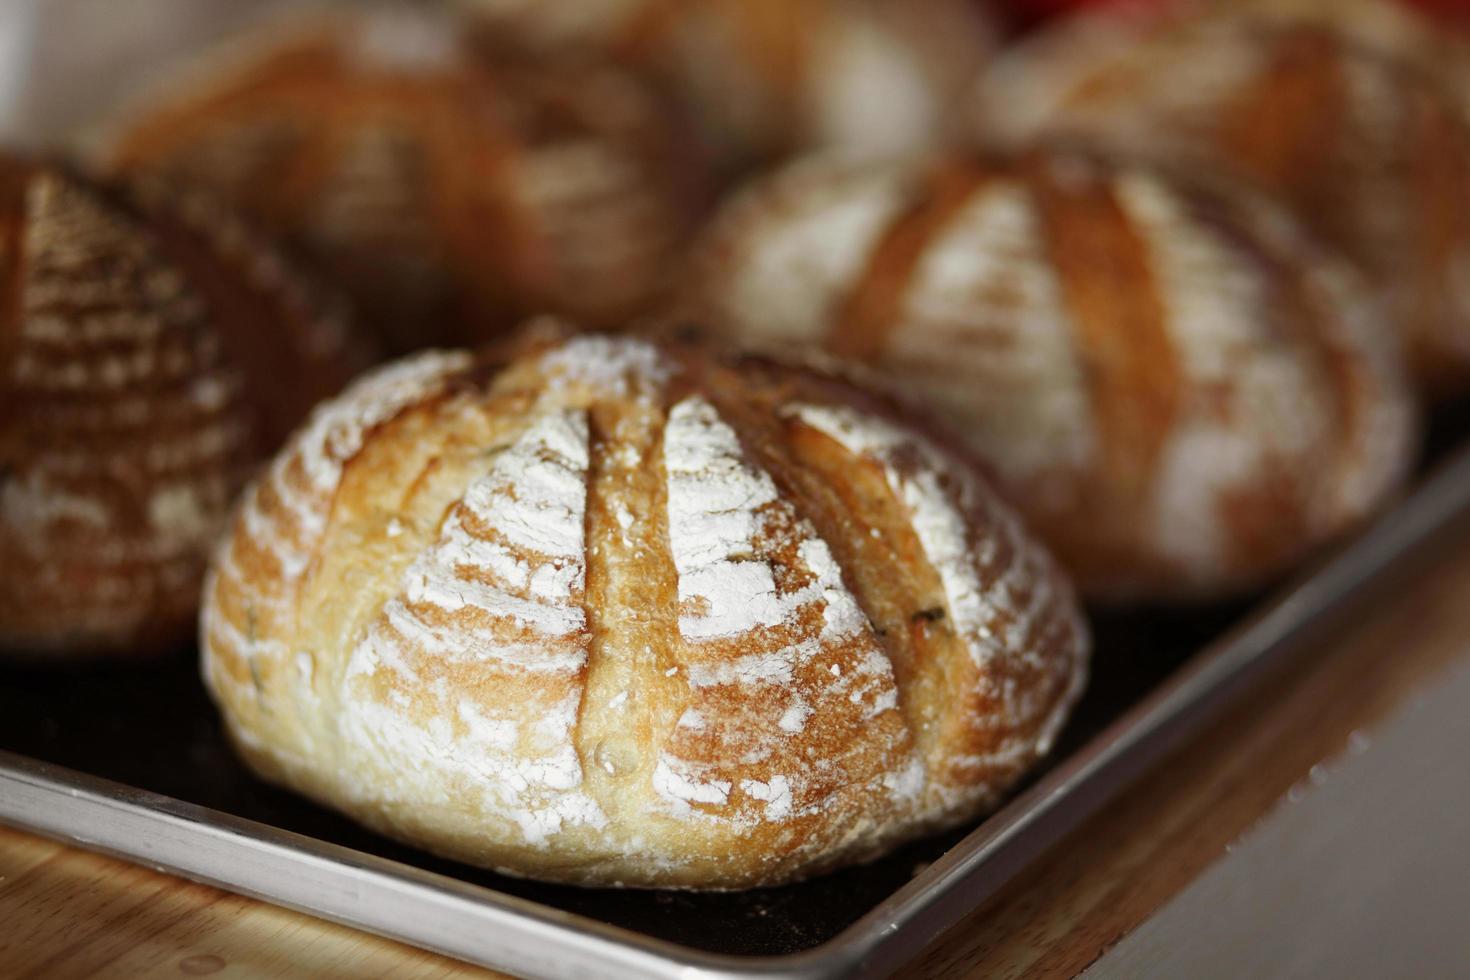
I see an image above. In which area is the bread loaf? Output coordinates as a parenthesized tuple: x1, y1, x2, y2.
(199, 326, 1088, 888)
(94, 5, 706, 353)
(0, 156, 368, 657)
(973, 3, 1470, 390)
(687, 147, 1417, 601)
(458, 0, 997, 166)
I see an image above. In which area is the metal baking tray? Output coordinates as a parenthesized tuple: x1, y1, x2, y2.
(5, 401, 1470, 979)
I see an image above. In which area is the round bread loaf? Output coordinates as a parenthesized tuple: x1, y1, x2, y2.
(687, 147, 1417, 601)
(199, 327, 1088, 889)
(93, 5, 706, 353)
(972, 3, 1470, 391)
(457, 0, 997, 166)
(0, 156, 368, 657)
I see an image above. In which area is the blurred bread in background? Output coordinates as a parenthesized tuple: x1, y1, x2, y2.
(0, 154, 370, 657)
(456, 0, 1000, 169)
(687, 145, 1417, 601)
(973, 0, 1470, 392)
(89, 3, 710, 353)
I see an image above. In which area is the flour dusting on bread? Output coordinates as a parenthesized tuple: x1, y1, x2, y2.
(200, 330, 1090, 888)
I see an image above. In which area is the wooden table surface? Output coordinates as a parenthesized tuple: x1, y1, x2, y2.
(4, 518, 1470, 979)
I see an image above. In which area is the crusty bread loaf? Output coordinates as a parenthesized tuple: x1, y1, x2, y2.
(93, 5, 706, 353)
(457, 0, 997, 165)
(687, 147, 1417, 601)
(973, 3, 1470, 391)
(0, 155, 369, 657)
(199, 326, 1088, 889)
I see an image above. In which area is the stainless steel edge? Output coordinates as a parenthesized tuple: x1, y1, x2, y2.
(5, 442, 1470, 980)
(0, 754, 840, 980)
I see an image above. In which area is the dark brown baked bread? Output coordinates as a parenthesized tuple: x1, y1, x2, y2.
(94, 5, 707, 353)
(687, 146, 1418, 601)
(974, 1, 1470, 391)
(200, 325, 1088, 888)
(0, 155, 369, 657)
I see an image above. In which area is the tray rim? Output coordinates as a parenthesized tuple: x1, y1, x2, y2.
(5, 442, 1470, 980)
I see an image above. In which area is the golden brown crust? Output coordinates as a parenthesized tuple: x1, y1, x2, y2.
(95, 6, 708, 355)
(0, 156, 369, 657)
(974, 2, 1470, 392)
(199, 326, 1088, 889)
(687, 147, 1418, 601)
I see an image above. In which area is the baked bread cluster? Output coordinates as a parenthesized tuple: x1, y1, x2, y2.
(973, 0, 1470, 389)
(457, 0, 997, 165)
(199, 329, 1089, 888)
(9, 0, 1450, 894)
(0, 155, 367, 656)
(95, 5, 707, 353)
(688, 147, 1416, 600)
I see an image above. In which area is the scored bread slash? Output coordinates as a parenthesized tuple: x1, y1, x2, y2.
(686, 145, 1418, 603)
(200, 325, 1088, 890)
(972, 0, 1470, 392)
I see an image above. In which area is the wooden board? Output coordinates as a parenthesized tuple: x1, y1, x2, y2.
(0, 829, 495, 979)
(5, 526, 1470, 979)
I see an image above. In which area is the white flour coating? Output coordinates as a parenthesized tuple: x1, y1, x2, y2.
(539, 332, 671, 400)
(792, 399, 1087, 770)
(792, 402, 1023, 671)
(684, 648, 800, 688)
(333, 406, 602, 847)
(807, 13, 935, 155)
(706, 158, 915, 348)
(893, 180, 1097, 485)
(341, 692, 607, 847)
(349, 408, 590, 679)
(209, 350, 471, 691)
(874, 756, 923, 809)
(1114, 173, 1324, 580)
(739, 775, 795, 821)
(275, 350, 472, 540)
(664, 396, 873, 646)
(778, 701, 812, 734)
(350, 7, 462, 72)
(652, 757, 731, 814)
(663, 396, 786, 639)
(658, 395, 915, 822)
